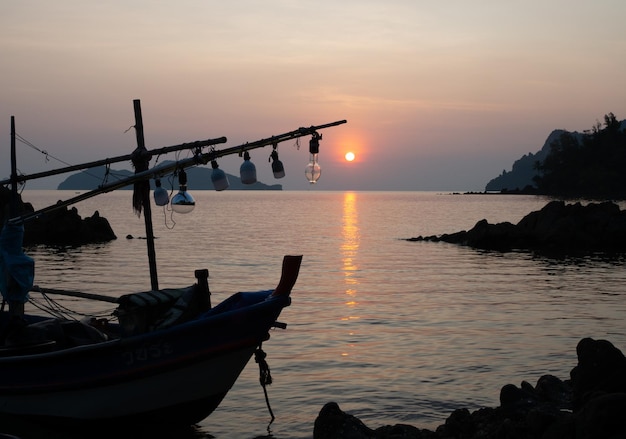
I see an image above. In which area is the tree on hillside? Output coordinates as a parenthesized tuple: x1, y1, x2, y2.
(533, 113, 626, 199)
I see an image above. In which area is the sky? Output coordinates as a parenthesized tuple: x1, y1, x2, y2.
(2, 0, 626, 191)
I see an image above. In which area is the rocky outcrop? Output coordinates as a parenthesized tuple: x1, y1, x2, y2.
(407, 201, 626, 254)
(22, 204, 116, 246)
(314, 338, 626, 439)
(0, 186, 116, 246)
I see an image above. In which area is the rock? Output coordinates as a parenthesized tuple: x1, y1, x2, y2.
(22, 205, 116, 246)
(575, 392, 626, 439)
(407, 201, 626, 254)
(314, 338, 626, 439)
(314, 402, 437, 439)
(570, 337, 626, 410)
(313, 402, 376, 439)
(0, 187, 116, 246)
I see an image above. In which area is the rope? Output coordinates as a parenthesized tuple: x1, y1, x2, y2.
(28, 292, 114, 321)
(12, 132, 131, 187)
(255, 345, 275, 429)
(15, 133, 72, 167)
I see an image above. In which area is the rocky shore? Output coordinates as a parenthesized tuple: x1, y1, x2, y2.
(407, 200, 626, 254)
(313, 337, 626, 438)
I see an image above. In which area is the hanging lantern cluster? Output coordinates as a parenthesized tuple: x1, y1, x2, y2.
(152, 131, 325, 213)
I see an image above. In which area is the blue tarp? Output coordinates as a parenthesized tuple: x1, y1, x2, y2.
(0, 222, 34, 303)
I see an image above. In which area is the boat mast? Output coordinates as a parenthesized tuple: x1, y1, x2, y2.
(9, 117, 18, 217)
(132, 99, 159, 291)
(6, 116, 26, 317)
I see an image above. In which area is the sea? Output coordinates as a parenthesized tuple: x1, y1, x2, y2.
(6, 190, 626, 439)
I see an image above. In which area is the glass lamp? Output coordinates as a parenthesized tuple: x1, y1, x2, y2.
(270, 148, 285, 179)
(171, 169, 195, 214)
(240, 151, 257, 184)
(153, 178, 169, 206)
(305, 132, 321, 184)
(210, 160, 230, 191)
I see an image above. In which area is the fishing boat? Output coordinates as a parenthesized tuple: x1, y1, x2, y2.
(0, 100, 346, 426)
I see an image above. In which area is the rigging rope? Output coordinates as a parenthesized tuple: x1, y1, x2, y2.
(255, 345, 276, 429)
(15, 133, 72, 167)
(28, 292, 114, 321)
(11, 132, 131, 187)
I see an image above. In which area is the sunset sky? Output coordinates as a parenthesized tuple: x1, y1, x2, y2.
(2, 1, 625, 191)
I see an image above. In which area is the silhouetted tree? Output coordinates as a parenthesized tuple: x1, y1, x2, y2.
(533, 113, 626, 199)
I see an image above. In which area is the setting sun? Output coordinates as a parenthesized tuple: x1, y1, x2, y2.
(345, 151, 355, 162)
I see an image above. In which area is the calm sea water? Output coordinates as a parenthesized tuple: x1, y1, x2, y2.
(11, 190, 626, 438)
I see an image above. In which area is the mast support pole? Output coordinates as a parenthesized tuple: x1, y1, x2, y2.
(133, 100, 159, 291)
(7, 116, 25, 317)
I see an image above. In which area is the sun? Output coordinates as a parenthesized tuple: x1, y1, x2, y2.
(345, 151, 356, 162)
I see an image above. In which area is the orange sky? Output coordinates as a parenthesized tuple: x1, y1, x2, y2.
(2, 1, 626, 191)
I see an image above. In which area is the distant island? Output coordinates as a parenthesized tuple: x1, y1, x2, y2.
(485, 113, 625, 200)
(57, 161, 282, 191)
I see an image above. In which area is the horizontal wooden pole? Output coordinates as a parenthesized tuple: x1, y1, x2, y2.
(31, 286, 120, 304)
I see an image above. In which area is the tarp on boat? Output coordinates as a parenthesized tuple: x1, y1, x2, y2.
(0, 222, 34, 303)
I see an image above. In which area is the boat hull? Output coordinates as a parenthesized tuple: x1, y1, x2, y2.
(0, 289, 290, 425)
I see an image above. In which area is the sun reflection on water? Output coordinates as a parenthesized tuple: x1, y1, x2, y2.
(341, 192, 360, 356)
(342, 192, 360, 295)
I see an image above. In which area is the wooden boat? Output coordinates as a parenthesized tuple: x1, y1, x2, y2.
(0, 100, 346, 426)
(0, 259, 300, 425)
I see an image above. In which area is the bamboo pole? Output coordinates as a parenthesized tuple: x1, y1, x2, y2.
(7, 116, 25, 317)
(0, 137, 227, 186)
(31, 286, 119, 304)
(9, 117, 18, 215)
(132, 100, 159, 291)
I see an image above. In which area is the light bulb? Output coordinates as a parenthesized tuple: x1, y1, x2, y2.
(153, 179, 169, 206)
(305, 132, 322, 184)
(240, 151, 257, 184)
(305, 153, 321, 184)
(210, 160, 230, 191)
